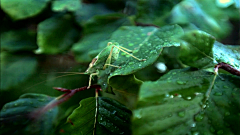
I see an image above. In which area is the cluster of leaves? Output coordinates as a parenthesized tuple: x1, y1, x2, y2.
(1, 0, 240, 134)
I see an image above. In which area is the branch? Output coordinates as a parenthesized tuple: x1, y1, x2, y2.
(214, 62, 240, 76)
(29, 85, 102, 119)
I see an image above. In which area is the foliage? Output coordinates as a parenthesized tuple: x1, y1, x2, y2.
(0, 0, 239, 135)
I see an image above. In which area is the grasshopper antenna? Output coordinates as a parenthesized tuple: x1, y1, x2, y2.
(24, 72, 87, 91)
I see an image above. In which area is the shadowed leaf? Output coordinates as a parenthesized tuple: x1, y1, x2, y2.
(0, 93, 58, 135)
(36, 14, 80, 54)
(59, 97, 132, 135)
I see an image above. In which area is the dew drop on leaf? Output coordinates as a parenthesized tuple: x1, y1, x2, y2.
(224, 112, 230, 116)
(217, 130, 223, 134)
(176, 80, 184, 85)
(192, 131, 199, 135)
(128, 43, 134, 46)
(178, 111, 185, 117)
(194, 113, 204, 121)
(210, 127, 215, 132)
(214, 92, 223, 96)
(112, 110, 117, 115)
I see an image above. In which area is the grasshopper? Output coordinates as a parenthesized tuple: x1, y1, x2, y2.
(61, 42, 146, 89)
(85, 42, 146, 88)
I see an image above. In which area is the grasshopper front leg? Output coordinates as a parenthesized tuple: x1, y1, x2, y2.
(87, 72, 99, 89)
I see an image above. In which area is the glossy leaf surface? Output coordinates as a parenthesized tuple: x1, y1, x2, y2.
(132, 68, 240, 135)
(59, 97, 132, 135)
(0, 93, 58, 135)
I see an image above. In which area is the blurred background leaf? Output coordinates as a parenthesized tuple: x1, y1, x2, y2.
(0, 0, 51, 20)
(0, 93, 58, 135)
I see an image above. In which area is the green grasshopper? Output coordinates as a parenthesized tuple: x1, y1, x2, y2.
(61, 42, 146, 89)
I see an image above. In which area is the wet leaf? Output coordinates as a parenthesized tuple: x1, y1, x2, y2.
(59, 97, 132, 135)
(101, 74, 142, 109)
(132, 68, 240, 135)
(0, 93, 58, 135)
(96, 24, 183, 92)
(1, 29, 37, 52)
(0, 0, 50, 20)
(36, 14, 80, 54)
(72, 13, 131, 63)
(213, 41, 240, 71)
(52, 0, 81, 12)
(178, 31, 240, 70)
(178, 30, 215, 69)
(0, 52, 37, 90)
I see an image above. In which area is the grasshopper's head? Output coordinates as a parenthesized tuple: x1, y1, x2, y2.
(85, 56, 98, 74)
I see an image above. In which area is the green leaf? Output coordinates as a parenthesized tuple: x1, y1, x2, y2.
(52, 0, 81, 12)
(36, 14, 80, 54)
(1, 29, 37, 52)
(178, 30, 215, 69)
(136, 0, 182, 26)
(0, 0, 50, 20)
(0, 93, 58, 135)
(101, 74, 143, 109)
(59, 97, 132, 134)
(72, 13, 131, 63)
(178, 31, 240, 70)
(0, 52, 37, 90)
(213, 41, 240, 71)
(132, 68, 240, 134)
(96, 24, 183, 92)
(169, 0, 232, 39)
(74, 3, 114, 26)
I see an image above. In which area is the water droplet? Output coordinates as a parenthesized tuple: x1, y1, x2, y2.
(172, 72, 176, 75)
(165, 93, 170, 98)
(178, 111, 185, 117)
(210, 127, 215, 132)
(187, 97, 191, 100)
(128, 43, 134, 46)
(223, 85, 228, 88)
(112, 110, 117, 115)
(191, 123, 196, 127)
(134, 109, 142, 119)
(217, 130, 223, 134)
(177, 94, 182, 98)
(214, 92, 223, 96)
(195, 113, 204, 121)
(192, 131, 199, 135)
(14, 103, 18, 106)
(225, 112, 230, 116)
(177, 80, 184, 85)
